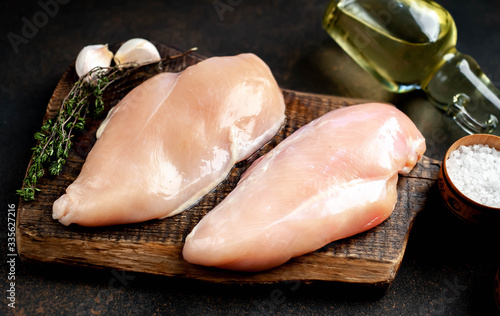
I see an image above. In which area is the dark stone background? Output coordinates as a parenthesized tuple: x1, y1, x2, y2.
(1, 0, 499, 315)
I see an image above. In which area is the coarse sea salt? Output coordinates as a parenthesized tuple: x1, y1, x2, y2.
(446, 144, 500, 208)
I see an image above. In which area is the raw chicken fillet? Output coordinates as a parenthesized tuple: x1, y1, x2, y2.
(183, 103, 426, 272)
(53, 53, 286, 226)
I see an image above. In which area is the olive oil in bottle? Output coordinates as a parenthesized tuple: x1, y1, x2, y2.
(323, 0, 500, 135)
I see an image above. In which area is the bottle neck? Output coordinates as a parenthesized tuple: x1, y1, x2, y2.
(422, 50, 500, 135)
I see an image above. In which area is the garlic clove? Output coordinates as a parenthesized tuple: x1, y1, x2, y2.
(75, 44, 114, 79)
(114, 38, 161, 66)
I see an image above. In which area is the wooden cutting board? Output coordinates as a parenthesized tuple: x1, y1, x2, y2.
(16, 43, 441, 288)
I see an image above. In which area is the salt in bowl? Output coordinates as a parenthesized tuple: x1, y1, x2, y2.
(438, 134, 500, 225)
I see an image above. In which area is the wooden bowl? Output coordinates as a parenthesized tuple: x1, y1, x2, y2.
(495, 266, 500, 312)
(438, 134, 500, 225)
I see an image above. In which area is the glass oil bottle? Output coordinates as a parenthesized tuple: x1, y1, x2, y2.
(323, 0, 500, 135)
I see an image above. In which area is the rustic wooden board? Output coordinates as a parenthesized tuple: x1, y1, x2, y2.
(16, 43, 441, 288)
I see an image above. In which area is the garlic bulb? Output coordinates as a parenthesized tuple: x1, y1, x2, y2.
(114, 38, 161, 66)
(75, 44, 114, 79)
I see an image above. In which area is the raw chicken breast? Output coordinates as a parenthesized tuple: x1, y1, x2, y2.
(183, 103, 426, 272)
(53, 53, 286, 226)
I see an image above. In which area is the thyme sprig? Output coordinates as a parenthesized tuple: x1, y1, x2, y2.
(17, 47, 197, 201)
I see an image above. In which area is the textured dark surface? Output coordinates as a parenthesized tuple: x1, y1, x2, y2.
(1, 0, 500, 315)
